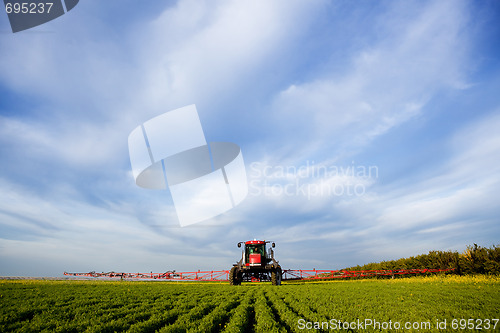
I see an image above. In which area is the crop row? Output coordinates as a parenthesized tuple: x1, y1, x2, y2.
(1, 276, 499, 332)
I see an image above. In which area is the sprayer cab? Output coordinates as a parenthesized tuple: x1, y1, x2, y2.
(230, 239, 282, 285)
(243, 240, 267, 266)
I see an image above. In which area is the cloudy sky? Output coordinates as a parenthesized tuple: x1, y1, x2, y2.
(1, 0, 499, 276)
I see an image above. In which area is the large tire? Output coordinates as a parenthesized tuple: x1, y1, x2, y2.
(271, 266, 282, 286)
(229, 267, 240, 285)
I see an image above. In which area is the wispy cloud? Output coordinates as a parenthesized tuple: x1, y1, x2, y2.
(0, 0, 498, 275)
(267, 0, 471, 159)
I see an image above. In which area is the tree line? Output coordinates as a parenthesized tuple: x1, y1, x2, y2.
(344, 244, 500, 275)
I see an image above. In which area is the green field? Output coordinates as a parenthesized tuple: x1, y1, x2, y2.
(1, 275, 499, 332)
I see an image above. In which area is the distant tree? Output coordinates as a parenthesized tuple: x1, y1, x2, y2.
(344, 244, 499, 275)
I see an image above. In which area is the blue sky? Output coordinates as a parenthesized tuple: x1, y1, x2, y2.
(0, 0, 499, 276)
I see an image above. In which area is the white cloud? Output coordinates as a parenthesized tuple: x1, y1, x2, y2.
(0, 0, 498, 275)
(269, 0, 471, 156)
(133, 0, 326, 112)
(0, 0, 327, 170)
(368, 110, 500, 235)
(0, 177, 242, 275)
(237, 110, 500, 266)
(0, 116, 129, 168)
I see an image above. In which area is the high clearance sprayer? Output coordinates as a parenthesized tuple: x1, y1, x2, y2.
(65, 240, 454, 283)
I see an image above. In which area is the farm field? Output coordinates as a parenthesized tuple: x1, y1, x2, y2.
(0, 275, 499, 332)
